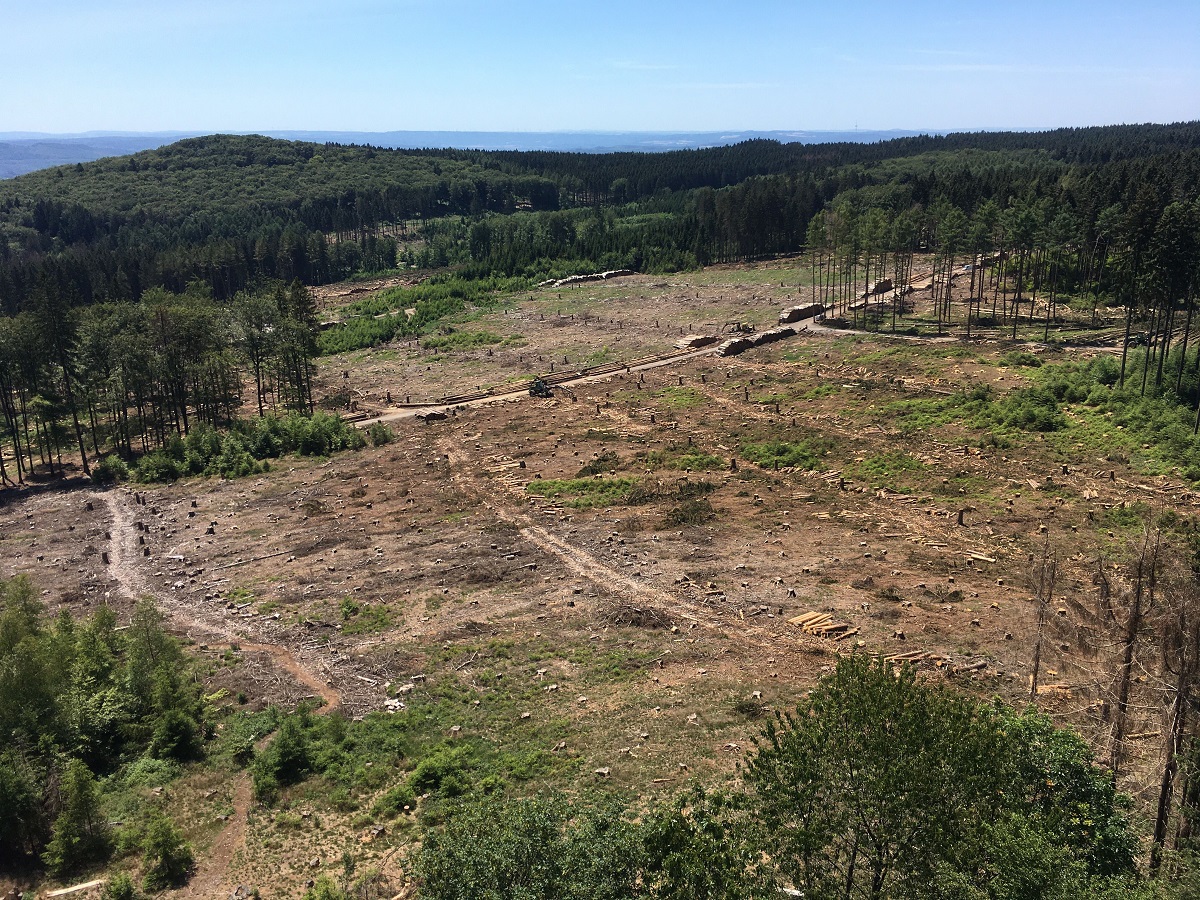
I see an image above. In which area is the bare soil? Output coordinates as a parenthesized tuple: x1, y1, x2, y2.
(0, 259, 1176, 897)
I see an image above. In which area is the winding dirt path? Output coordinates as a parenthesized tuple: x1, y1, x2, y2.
(90, 488, 340, 897)
(90, 489, 340, 710)
(440, 442, 728, 632)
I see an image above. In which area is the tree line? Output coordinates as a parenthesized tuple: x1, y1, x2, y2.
(2, 124, 1198, 313)
(3, 124, 1200, 486)
(0, 279, 323, 485)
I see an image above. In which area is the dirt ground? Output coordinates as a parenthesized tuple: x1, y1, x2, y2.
(0, 260, 1178, 897)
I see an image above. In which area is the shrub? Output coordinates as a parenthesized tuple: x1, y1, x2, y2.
(92, 454, 130, 484)
(140, 815, 193, 891)
(408, 746, 471, 798)
(741, 439, 829, 470)
(135, 451, 185, 483)
(664, 498, 715, 527)
(575, 450, 620, 477)
(367, 422, 394, 446)
(373, 782, 416, 819)
(101, 873, 138, 900)
(999, 349, 1044, 368)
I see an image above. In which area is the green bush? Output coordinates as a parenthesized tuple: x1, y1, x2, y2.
(367, 422, 394, 446)
(132, 412, 366, 483)
(140, 815, 193, 891)
(741, 439, 829, 470)
(408, 745, 471, 798)
(664, 498, 715, 526)
(92, 454, 131, 484)
(575, 450, 620, 477)
(415, 796, 645, 900)
(999, 349, 1044, 368)
(100, 873, 138, 900)
(373, 782, 416, 819)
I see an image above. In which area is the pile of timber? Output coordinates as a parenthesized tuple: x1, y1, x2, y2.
(675, 334, 720, 350)
(778, 302, 825, 324)
(537, 269, 634, 288)
(788, 610, 859, 640)
(717, 326, 798, 357)
(883, 649, 946, 665)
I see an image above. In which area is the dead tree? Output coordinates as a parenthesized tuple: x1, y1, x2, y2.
(1150, 573, 1200, 873)
(1029, 538, 1058, 704)
(1110, 529, 1162, 779)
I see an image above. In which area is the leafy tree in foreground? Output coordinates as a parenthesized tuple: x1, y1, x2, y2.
(744, 655, 1135, 900)
(414, 795, 646, 900)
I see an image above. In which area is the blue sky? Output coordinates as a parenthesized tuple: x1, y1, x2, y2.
(4, 0, 1198, 133)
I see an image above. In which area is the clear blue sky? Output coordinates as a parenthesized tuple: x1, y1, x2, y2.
(4, 0, 1198, 133)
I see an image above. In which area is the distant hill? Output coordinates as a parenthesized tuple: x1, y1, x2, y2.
(0, 133, 202, 178)
(0, 129, 934, 179)
(2, 122, 1197, 316)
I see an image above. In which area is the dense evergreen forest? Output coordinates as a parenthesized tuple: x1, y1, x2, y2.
(1, 122, 1199, 486)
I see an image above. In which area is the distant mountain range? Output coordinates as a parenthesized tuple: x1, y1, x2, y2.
(0, 129, 940, 179)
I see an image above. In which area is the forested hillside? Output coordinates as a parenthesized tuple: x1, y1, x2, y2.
(1, 123, 1199, 489)
(2, 123, 1198, 312)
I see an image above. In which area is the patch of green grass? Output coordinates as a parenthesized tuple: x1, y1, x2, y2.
(655, 386, 705, 409)
(422, 330, 513, 352)
(799, 383, 840, 400)
(741, 438, 831, 470)
(847, 452, 929, 488)
(640, 444, 726, 472)
(525, 476, 643, 508)
(998, 349, 1044, 368)
(339, 598, 394, 635)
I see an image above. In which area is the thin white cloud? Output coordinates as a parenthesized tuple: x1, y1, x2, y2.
(668, 82, 779, 91)
(610, 60, 680, 71)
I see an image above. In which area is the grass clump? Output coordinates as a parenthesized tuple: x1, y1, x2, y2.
(655, 386, 705, 409)
(525, 476, 642, 508)
(847, 452, 929, 489)
(998, 349, 1044, 368)
(339, 599, 393, 635)
(640, 444, 726, 471)
(741, 438, 830, 470)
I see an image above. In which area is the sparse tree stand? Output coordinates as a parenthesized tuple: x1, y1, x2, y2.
(1110, 530, 1160, 779)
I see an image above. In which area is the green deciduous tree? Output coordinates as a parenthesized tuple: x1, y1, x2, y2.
(744, 656, 1135, 900)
